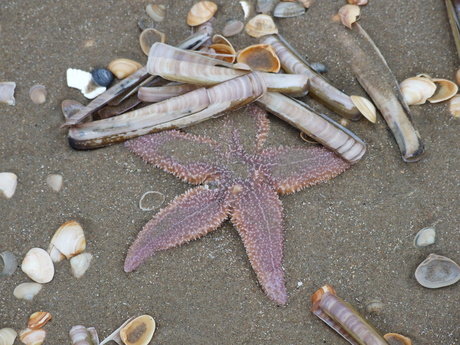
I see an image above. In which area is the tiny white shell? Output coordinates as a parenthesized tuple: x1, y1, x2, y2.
(46, 174, 63, 192)
(400, 76, 437, 105)
(0, 251, 17, 276)
(70, 253, 93, 278)
(69, 325, 99, 345)
(21, 248, 54, 284)
(415, 253, 460, 288)
(13, 282, 43, 300)
(49, 221, 86, 260)
(0, 328, 17, 345)
(19, 328, 46, 345)
(449, 93, 460, 118)
(413, 227, 436, 248)
(29, 85, 47, 105)
(145, 4, 166, 23)
(0, 82, 16, 106)
(0, 172, 18, 199)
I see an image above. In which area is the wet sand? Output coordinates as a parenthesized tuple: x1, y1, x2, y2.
(1, 0, 459, 344)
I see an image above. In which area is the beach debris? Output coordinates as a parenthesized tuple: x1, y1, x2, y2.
(383, 333, 413, 345)
(413, 227, 436, 248)
(67, 68, 107, 99)
(48, 220, 86, 262)
(139, 28, 166, 56)
(13, 282, 43, 301)
(120, 315, 156, 345)
(61, 100, 85, 120)
(139, 191, 165, 211)
(46, 174, 63, 192)
(240, 0, 253, 19)
(415, 253, 460, 288)
(0, 82, 16, 106)
(366, 299, 385, 313)
(428, 78, 458, 103)
(350, 95, 377, 123)
(0, 328, 17, 345)
(222, 18, 244, 37)
(187, 1, 217, 26)
(236, 44, 281, 72)
(449, 93, 460, 118)
(70, 252, 93, 278)
(0, 172, 18, 198)
(311, 284, 389, 344)
(18, 328, 46, 345)
(91, 68, 115, 88)
(245, 14, 278, 38)
(310, 61, 327, 74)
(21, 248, 54, 284)
(337, 4, 360, 29)
(108, 59, 143, 80)
(29, 85, 47, 105)
(399, 76, 437, 105)
(145, 3, 166, 23)
(69, 325, 99, 345)
(273, 1, 306, 18)
(0, 250, 17, 276)
(27, 312, 52, 330)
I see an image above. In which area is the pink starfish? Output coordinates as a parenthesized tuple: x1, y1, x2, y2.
(124, 105, 350, 305)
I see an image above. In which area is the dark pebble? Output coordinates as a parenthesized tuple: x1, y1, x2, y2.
(91, 68, 114, 87)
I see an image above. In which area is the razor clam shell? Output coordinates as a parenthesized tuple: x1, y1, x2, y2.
(336, 23, 424, 162)
(0, 250, 17, 276)
(445, 0, 460, 60)
(138, 84, 201, 102)
(257, 93, 365, 163)
(0, 82, 16, 106)
(68, 72, 266, 149)
(261, 35, 361, 120)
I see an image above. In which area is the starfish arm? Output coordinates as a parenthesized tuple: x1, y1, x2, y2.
(230, 175, 287, 305)
(125, 130, 223, 184)
(257, 146, 351, 194)
(124, 186, 230, 272)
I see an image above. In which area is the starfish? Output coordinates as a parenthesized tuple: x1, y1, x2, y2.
(124, 105, 350, 305)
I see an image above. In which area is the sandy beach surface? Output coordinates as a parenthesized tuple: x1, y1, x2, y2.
(1, 0, 459, 344)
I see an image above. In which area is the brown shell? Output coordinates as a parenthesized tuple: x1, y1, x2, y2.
(108, 59, 143, 80)
(383, 333, 412, 345)
(27, 312, 52, 330)
(237, 44, 280, 73)
(209, 43, 236, 63)
(187, 1, 217, 26)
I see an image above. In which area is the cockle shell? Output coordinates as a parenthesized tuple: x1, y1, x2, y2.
(27, 312, 52, 330)
(18, 328, 46, 345)
(0, 82, 16, 106)
(415, 253, 460, 288)
(187, 1, 217, 26)
(0, 328, 17, 345)
(237, 44, 280, 73)
(70, 252, 93, 278)
(13, 282, 43, 300)
(69, 325, 99, 345)
(338, 4, 360, 29)
(384, 333, 413, 345)
(48, 220, 86, 261)
(0, 172, 18, 199)
(21, 248, 54, 284)
(120, 315, 156, 345)
(222, 18, 244, 37)
(140, 28, 166, 56)
(245, 14, 278, 38)
(0, 250, 17, 276)
(400, 76, 437, 105)
(145, 4, 166, 23)
(413, 227, 436, 247)
(29, 85, 47, 105)
(449, 93, 460, 118)
(350, 95, 376, 123)
(108, 59, 143, 80)
(427, 78, 458, 103)
(273, 1, 305, 18)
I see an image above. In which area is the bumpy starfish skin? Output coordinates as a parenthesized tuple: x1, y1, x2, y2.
(124, 105, 350, 305)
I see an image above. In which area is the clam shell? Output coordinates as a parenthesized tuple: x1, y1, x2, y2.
(338, 4, 360, 29)
(48, 220, 86, 260)
(140, 28, 166, 56)
(0, 250, 17, 276)
(108, 59, 143, 80)
(120, 315, 156, 345)
(91, 68, 114, 87)
(273, 1, 305, 18)
(27, 312, 52, 330)
(209, 43, 236, 63)
(187, 1, 217, 26)
(240, 0, 252, 19)
(427, 78, 458, 103)
(222, 18, 244, 37)
(400, 76, 437, 105)
(237, 44, 280, 73)
(13, 282, 43, 300)
(0, 328, 17, 345)
(0, 81, 16, 106)
(69, 325, 99, 345)
(46, 174, 63, 192)
(66, 68, 92, 90)
(245, 14, 278, 38)
(350, 95, 376, 123)
(383, 333, 413, 345)
(298, 0, 315, 8)
(21, 248, 54, 284)
(19, 328, 46, 345)
(413, 227, 436, 248)
(449, 93, 460, 118)
(415, 253, 460, 288)
(145, 4, 166, 23)
(29, 85, 47, 105)
(70, 252, 93, 278)
(0, 172, 17, 199)
(256, 0, 276, 14)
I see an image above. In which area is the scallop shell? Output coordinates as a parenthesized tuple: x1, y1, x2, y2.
(237, 44, 280, 72)
(222, 18, 244, 37)
(187, 1, 217, 26)
(0, 82, 16, 106)
(13, 282, 43, 300)
(0, 250, 17, 276)
(245, 14, 278, 38)
(347, 0, 368, 5)
(145, 4, 166, 23)
(21, 248, 54, 284)
(139, 28, 166, 56)
(27, 312, 52, 330)
(108, 59, 143, 80)
(413, 227, 436, 248)
(427, 78, 458, 103)
(91, 68, 114, 87)
(29, 85, 47, 105)
(350, 95, 376, 123)
(0, 328, 17, 345)
(449, 93, 460, 118)
(273, 1, 305, 18)
(48, 220, 86, 260)
(415, 253, 460, 288)
(70, 252, 93, 278)
(383, 333, 413, 345)
(19, 328, 46, 345)
(120, 315, 156, 345)
(400, 76, 437, 105)
(0, 172, 17, 199)
(338, 4, 360, 29)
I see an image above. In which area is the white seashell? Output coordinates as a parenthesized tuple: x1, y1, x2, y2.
(0, 82, 16, 106)
(46, 243, 66, 263)
(338, 4, 360, 29)
(0, 328, 17, 345)
(415, 253, 460, 288)
(120, 315, 156, 345)
(187, 1, 217, 26)
(29, 85, 47, 105)
(139, 191, 165, 211)
(449, 93, 460, 118)
(19, 328, 46, 345)
(399, 76, 437, 105)
(0, 250, 17, 276)
(350, 95, 376, 123)
(0, 172, 18, 198)
(66, 68, 106, 99)
(46, 174, 63, 192)
(273, 2, 305, 18)
(145, 4, 166, 23)
(21, 248, 54, 284)
(13, 282, 43, 300)
(413, 227, 436, 248)
(69, 325, 99, 345)
(70, 252, 93, 278)
(49, 221, 86, 260)
(427, 78, 458, 103)
(27, 312, 52, 330)
(240, 0, 252, 19)
(222, 18, 244, 37)
(256, 0, 276, 14)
